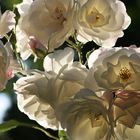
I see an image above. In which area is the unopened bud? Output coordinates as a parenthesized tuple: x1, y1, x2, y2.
(28, 36, 48, 58)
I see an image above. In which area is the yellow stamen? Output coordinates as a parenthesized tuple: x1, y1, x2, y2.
(52, 7, 66, 24)
(119, 67, 131, 82)
(87, 7, 106, 27)
(88, 111, 100, 128)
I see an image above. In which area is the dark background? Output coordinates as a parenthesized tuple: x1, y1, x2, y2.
(0, 0, 139, 140)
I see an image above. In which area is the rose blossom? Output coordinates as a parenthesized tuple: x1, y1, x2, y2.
(84, 46, 140, 139)
(16, 0, 75, 60)
(14, 72, 60, 129)
(86, 46, 140, 92)
(14, 45, 140, 139)
(75, 0, 131, 47)
(55, 89, 115, 140)
(14, 48, 88, 129)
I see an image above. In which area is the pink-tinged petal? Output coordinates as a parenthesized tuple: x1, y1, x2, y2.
(112, 90, 140, 128)
(6, 68, 14, 79)
(27, 36, 47, 58)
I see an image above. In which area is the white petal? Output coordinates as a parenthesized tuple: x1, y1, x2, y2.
(16, 0, 33, 16)
(43, 47, 74, 74)
(16, 25, 32, 60)
(17, 94, 59, 129)
(116, 124, 140, 140)
(14, 72, 60, 129)
(0, 10, 15, 37)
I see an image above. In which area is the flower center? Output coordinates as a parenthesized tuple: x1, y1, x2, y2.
(119, 67, 132, 82)
(52, 7, 66, 24)
(88, 111, 100, 128)
(86, 7, 106, 27)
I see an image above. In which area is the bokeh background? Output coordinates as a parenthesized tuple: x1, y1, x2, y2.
(0, 0, 139, 140)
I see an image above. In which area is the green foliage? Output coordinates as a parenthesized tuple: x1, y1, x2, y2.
(0, 0, 22, 11)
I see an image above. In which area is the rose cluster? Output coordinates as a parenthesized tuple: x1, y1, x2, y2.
(1, 0, 140, 140)
(15, 0, 130, 60)
(14, 47, 140, 140)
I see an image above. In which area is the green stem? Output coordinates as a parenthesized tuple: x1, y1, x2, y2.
(4, 34, 11, 42)
(33, 126, 59, 140)
(20, 123, 59, 140)
(66, 39, 83, 64)
(14, 48, 25, 70)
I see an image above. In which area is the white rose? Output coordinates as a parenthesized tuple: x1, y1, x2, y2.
(14, 66, 87, 128)
(85, 46, 140, 92)
(0, 10, 15, 38)
(75, 0, 131, 47)
(14, 72, 60, 129)
(55, 89, 113, 140)
(16, 0, 75, 60)
(14, 48, 88, 128)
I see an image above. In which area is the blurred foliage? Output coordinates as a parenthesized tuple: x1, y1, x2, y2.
(0, 0, 140, 140)
(0, 0, 22, 11)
